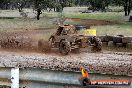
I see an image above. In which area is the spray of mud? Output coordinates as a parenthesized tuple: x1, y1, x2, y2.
(0, 31, 53, 54)
(38, 39, 51, 53)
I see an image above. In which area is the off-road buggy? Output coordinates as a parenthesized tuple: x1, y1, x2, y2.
(49, 25, 102, 55)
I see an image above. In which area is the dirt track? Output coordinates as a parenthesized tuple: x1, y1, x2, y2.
(65, 18, 117, 26)
(0, 20, 131, 76)
(0, 49, 131, 76)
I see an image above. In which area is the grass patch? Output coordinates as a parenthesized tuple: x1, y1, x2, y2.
(65, 12, 124, 21)
(119, 22, 132, 28)
(0, 17, 56, 31)
(0, 10, 131, 36)
(45, 12, 132, 28)
(93, 25, 132, 36)
(48, 12, 132, 34)
(44, 12, 132, 36)
(44, 12, 124, 21)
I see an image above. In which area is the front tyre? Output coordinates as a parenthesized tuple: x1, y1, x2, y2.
(59, 40, 71, 55)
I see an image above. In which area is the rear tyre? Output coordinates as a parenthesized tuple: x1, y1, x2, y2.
(91, 37, 102, 52)
(59, 40, 71, 55)
(49, 36, 55, 47)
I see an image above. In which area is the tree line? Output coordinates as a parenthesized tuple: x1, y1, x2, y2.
(0, 0, 131, 16)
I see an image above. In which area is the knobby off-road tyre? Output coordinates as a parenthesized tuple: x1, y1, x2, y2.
(48, 36, 55, 47)
(91, 37, 102, 52)
(59, 40, 71, 55)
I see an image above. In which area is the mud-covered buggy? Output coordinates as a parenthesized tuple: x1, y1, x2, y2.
(48, 25, 102, 55)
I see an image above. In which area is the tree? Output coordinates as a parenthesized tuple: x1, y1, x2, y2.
(112, 0, 132, 16)
(0, 0, 11, 9)
(124, 0, 132, 16)
(55, 0, 75, 12)
(78, 0, 111, 12)
(79, 0, 132, 15)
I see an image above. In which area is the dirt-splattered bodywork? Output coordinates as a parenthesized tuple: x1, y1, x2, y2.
(49, 25, 102, 55)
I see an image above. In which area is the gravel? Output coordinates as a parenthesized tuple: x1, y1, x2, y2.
(0, 50, 131, 76)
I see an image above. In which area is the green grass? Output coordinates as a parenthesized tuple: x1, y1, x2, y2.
(93, 25, 132, 36)
(44, 12, 132, 36)
(120, 22, 132, 28)
(45, 12, 124, 21)
(44, 12, 132, 28)
(0, 17, 56, 31)
(0, 11, 131, 36)
(65, 12, 124, 21)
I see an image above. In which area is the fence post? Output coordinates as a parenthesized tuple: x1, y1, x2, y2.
(11, 68, 19, 88)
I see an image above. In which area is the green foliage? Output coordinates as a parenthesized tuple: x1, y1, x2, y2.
(79, 0, 112, 11)
(75, 0, 132, 15)
(0, 0, 75, 12)
(32, 0, 75, 12)
(0, 0, 11, 9)
(0, 0, 131, 14)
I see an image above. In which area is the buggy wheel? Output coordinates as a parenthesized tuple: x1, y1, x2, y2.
(91, 37, 102, 52)
(59, 40, 71, 55)
(48, 36, 55, 47)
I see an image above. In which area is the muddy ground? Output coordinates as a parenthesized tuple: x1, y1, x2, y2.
(0, 18, 119, 51)
(0, 29, 54, 51)
(0, 28, 131, 76)
(66, 18, 117, 26)
(0, 18, 131, 76)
